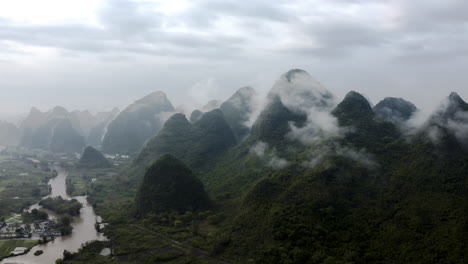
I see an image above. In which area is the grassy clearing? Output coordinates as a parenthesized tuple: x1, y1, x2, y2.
(0, 152, 54, 218)
(0, 240, 39, 259)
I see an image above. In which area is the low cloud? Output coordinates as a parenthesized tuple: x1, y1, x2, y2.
(251, 141, 289, 169)
(402, 94, 468, 149)
(426, 97, 468, 147)
(446, 111, 468, 146)
(271, 70, 343, 145)
(400, 109, 431, 134)
(251, 70, 378, 169)
(287, 111, 342, 145)
(304, 143, 378, 169)
(188, 78, 222, 112)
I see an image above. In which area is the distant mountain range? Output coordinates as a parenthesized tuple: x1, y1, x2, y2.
(0, 120, 20, 146)
(18, 69, 464, 263)
(101, 91, 175, 155)
(0, 106, 119, 153)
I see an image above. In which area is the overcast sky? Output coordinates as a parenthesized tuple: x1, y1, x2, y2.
(0, 0, 467, 120)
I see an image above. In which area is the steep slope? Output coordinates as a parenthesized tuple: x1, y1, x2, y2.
(221, 92, 467, 264)
(189, 110, 204, 123)
(78, 146, 112, 169)
(101, 91, 175, 155)
(19, 107, 44, 130)
(135, 154, 210, 215)
(19, 106, 88, 152)
(225, 134, 468, 264)
(332, 91, 374, 126)
(250, 69, 334, 148)
(49, 119, 86, 153)
(19, 107, 56, 148)
(250, 95, 306, 148)
(135, 109, 236, 172)
(71, 108, 119, 141)
(136, 113, 194, 165)
(86, 108, 119, 148)
(65, 74, 468, 264)
(425, 92, 468, 150)
(374, 97, 417, 123)
(20, 118, 85, 153)
(220, 86, 256, 141)
(70, 110, 95, 135)
(0, 121, 20, 146)
(202, 100, 222, 112)
(332, 91, 401, 152)
(194, 69, 338, 197)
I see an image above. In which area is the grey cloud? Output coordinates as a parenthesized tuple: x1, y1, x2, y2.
(98, 0, 160, 35)
(1, 0, 468, 119)
(312, 22, 387, 49)
(180, 0, 293, 29)
(268, 71, 379, 169)
(251, 141, 289, 169)
(446, 111, 468, 147)
(423, 96, 468, 148)
(0, 20, 244, 60)
(1, 0, 466, 62)
(289, 22, 389, 57)
(0, 0, 246, 59)
(304, 143, 378, 169)
(395, 0, 468, 32)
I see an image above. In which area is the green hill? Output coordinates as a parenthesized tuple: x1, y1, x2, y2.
(49, 119, 86, 153)
(374, 97, 417, 123)
(425, 92, 468, 151)
(78, 146, 112, 169)
(189, 109, 204, 123)
(68, 71, 468, 264)
(135, 109, 236, 173)
(219, 86, 256, 141)
(101, 91, 175, 155)
(135, 154, 211, 215)
(219, 91, 467, 263)
(0, 121, 20, 146)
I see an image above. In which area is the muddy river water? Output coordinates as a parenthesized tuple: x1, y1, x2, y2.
(1, 166, 106, 264)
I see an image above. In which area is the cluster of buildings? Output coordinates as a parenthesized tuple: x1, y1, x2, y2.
(0, 214, 61, 239)
(104, 154, 130, 160)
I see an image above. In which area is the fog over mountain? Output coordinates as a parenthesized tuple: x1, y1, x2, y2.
(0, 1, 467, 263)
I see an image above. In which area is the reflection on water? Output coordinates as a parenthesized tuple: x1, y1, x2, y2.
(1, 167, 106, 264)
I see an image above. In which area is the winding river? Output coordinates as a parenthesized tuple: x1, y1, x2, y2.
(1, 166, 106, 264)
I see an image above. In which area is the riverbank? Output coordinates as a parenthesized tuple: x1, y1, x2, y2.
(0, 240, 38, 261)
(1, 166, 106, 264)
(0, 150, 54, 219)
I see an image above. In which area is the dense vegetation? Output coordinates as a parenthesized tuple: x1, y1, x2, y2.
(21, 118, 85, 153)
(0, 121, 20, 146)
(135, 109, 236, 175)
(0, 152, 53, 218)
(57, 215, 74, 235)
(77, 146, 112, 169)
(22, 208, 48, 222)
(135, 154, 211, 215)
(37, 70, 468, 263)
(373, 97, 417, 122)
(49, 119, 86, 153)
(39, 197, 82, 216)
(219, 86, 255, 140)
(101, 91, 175, 155)
(0, 240, 38, 260)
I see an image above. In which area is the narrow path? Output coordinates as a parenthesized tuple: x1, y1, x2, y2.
(130, 224, 233, 263)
